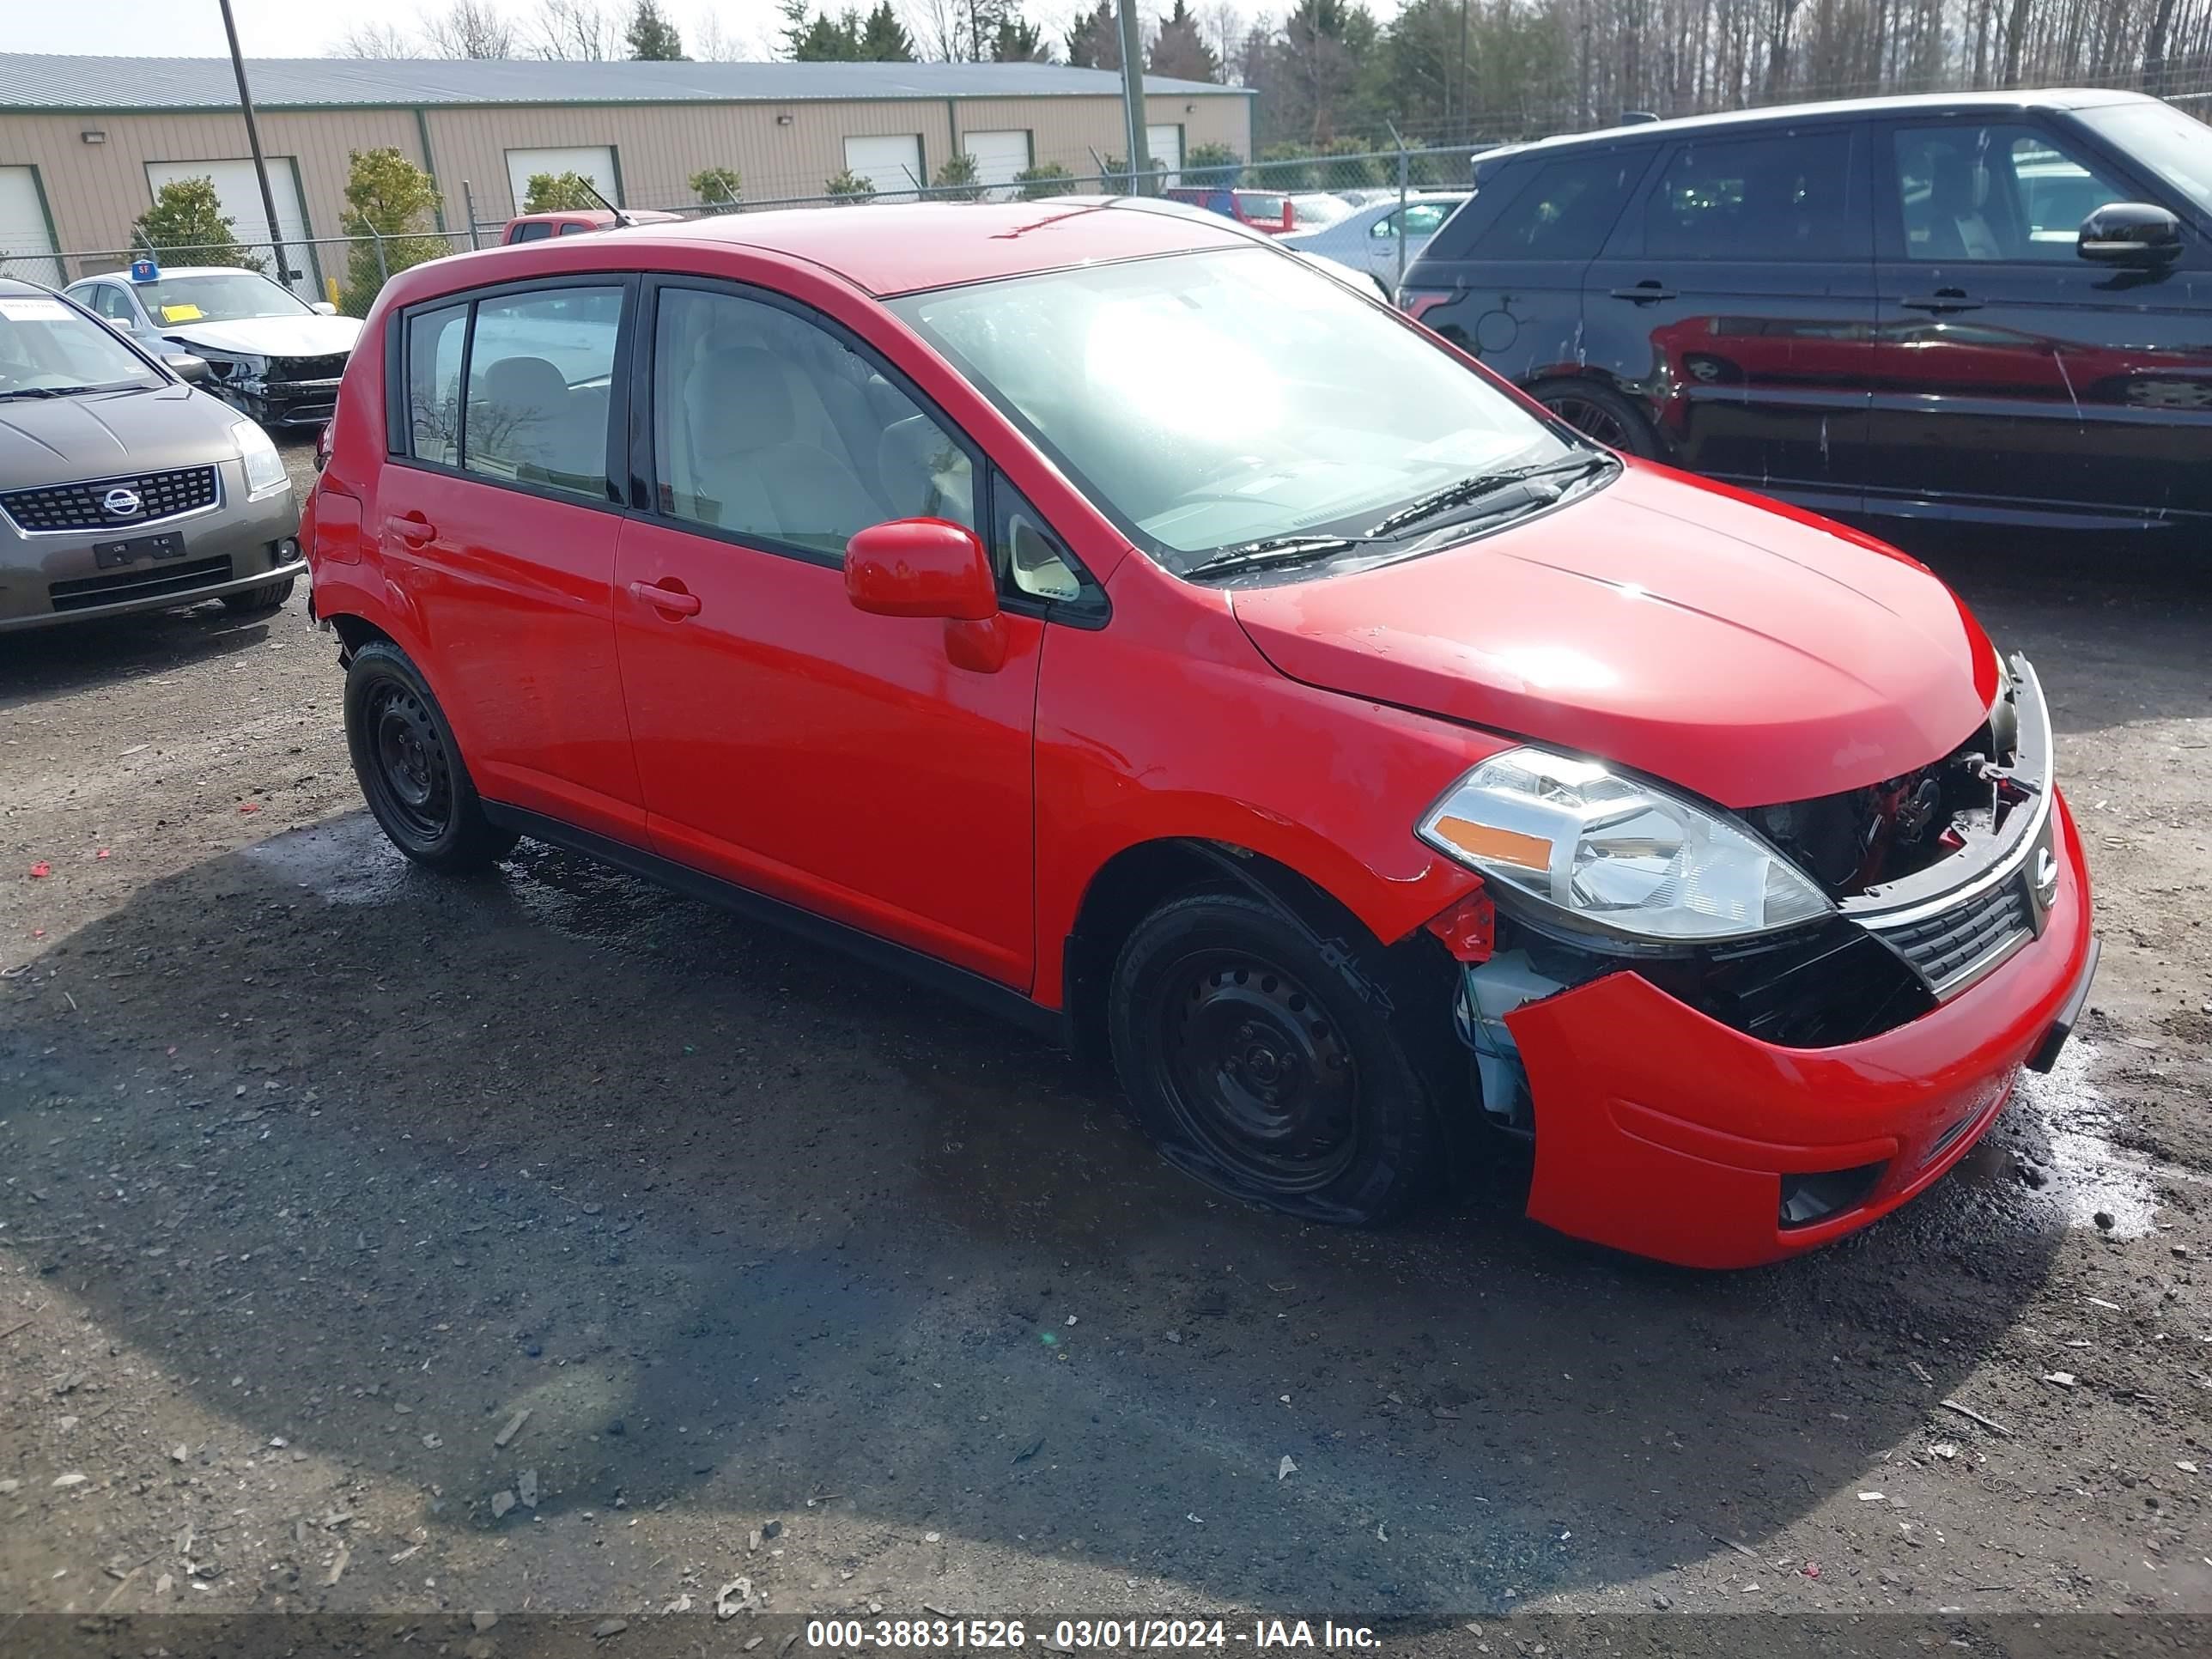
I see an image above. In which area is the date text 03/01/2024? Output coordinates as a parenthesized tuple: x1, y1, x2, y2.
(801, 1619, 1382, 1650)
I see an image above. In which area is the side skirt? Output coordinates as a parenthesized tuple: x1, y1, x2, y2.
(480, 802, 1068, 1046)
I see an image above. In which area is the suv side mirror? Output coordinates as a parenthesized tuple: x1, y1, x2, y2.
(310, 300, 339, 316)
(167, 353, 211, 384)
(2079, 202, 2182, 265)
(844, 519, 998, 621)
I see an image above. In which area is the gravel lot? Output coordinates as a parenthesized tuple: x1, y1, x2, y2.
(3, 443, 2209, 1644)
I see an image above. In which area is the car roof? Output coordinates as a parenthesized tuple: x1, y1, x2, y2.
(73, 265, 266, 281)
(1480, 86, 2164, 162)
(412, 198, 1262, 300)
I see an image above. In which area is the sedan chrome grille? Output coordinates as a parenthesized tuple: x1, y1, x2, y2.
(2, 465, 220, 532)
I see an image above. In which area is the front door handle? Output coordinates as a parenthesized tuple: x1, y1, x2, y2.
(1899, 289, 1981, 313)
(1610, 281, 1677, 303)
(384, 510, 435, 548)
(629, 579, 702, 617)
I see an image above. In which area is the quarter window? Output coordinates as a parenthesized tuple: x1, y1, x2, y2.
(1644, 131, 1856, 260)
(1480, 153, 1647, 260)
(404, 302, 468, 466)
(650, 285, 975, 557)
(463, 287, 623, 500)
(90, 285, 135, 322)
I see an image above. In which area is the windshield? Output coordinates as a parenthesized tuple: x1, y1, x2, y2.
(133, 271, 312, 325)
(887, 247, 1577, 572)
(2078, 99, 2212, 218)
(0, 294, 162, 395)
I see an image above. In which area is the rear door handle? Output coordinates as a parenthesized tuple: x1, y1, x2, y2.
(384, 511, 435, 548)
(1609, 281, 1677, 303)
(1899, 289, 1981, 313)
(629, 579, 702, 617)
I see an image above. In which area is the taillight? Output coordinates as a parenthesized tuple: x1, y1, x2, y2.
(1401, 291, 1452, 324)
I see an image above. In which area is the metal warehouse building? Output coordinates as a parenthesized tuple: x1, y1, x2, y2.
(0, 54, 1253, 293)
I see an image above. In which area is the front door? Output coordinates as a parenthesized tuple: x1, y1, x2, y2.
(375, 277, 645, 841)
(611, 280, 1041, 987)
(1579, 119, 1876, 514)
(1866, 113, 2212, 528)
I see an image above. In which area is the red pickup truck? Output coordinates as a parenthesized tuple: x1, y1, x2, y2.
(500, 208, 684, 244)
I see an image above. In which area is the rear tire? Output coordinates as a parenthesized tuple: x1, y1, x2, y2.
(1107, 890, 1440, 1226)
(1532, 379, 1659, 459)
(221, 576, 295, 615)
(343, 640, 517, 872)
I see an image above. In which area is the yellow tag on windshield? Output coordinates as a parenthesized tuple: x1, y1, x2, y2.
(159, 304, 204, 322)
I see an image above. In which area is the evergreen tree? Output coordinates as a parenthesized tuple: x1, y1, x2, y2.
(1064, 0, 1121, 69)
(1148, 0, 1219, 80)
(625, 0, 686, 58)
(134, 178, 263, 272)
(858, 1, 914, 58)
(991, 15, 1050, 59)
(338, 147, 447, 315)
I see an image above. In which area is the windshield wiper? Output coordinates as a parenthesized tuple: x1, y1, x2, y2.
(1183, 532, 1396, 580)
(1364, 453, 1614, 538)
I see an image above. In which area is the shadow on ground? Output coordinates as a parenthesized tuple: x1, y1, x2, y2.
(0, 808, 2084, 1613)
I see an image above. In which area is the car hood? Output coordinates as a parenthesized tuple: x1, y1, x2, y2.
(1228, 465, 1999, 809)
(163, 314, 362, 359)
(0, 384, 236, 489)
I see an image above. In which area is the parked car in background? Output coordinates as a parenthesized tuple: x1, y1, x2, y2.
(1281, 191, 1470, 297)
(67, 264, 362, 428)
(0, 278, 302, 632)
(1163, 186, 1296, 233)
(500, 208, 684, 244)
(1396, 88, 2212, 536)
(305, 198, 2094, 1269)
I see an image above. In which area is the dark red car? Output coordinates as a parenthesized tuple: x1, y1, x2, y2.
(500, 208, 684, 244)
(302, 199, 2096, 1269)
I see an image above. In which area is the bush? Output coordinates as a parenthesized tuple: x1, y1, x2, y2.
(690, 166, 742, 209)
(1183, 143, 1243, 186)
(930, 151, 983, 202)
(340, 147, 447, 316)
(134, 177, 263, 272)
(823, 167, 876, 204)
(1013, 162, 1076, 199)
(523, 171, 605, 213)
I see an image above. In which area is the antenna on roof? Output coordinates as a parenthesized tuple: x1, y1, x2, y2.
(581, 179, 635, 228)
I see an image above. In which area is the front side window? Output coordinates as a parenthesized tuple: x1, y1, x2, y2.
(1893, 123, 2136, 261)
(0, 293, 161, 396)
(889, 246, 1578, 571)
(131, 271, 309, 325)
(651, 285, 975, 558)
(86, 285, 135, 323)
(2076, 99, 2212, 219)
(1481, 153, 1646, 260)
(1645, 130, 1856, 260)
(1401, 201, 1456, 236)
(464, 287, 623, 499)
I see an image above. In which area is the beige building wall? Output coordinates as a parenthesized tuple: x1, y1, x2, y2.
(1, 89, 1254, 278)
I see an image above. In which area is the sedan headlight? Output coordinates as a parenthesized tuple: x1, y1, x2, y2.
(231, 419, 290, 501)
(1417, 746, 1831, 945)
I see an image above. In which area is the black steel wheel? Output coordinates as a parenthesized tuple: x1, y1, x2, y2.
(1534, 380, 1658, 459)
(343, 641, 517, 871)
(1108, 890, 1439, 1225)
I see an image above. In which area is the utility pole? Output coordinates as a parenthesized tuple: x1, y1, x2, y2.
(216, 0, 290, 289)
(1116, 0, 1149, 194)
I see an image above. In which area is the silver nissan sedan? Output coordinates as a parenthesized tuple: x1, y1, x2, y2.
(0, 277, 304, 634)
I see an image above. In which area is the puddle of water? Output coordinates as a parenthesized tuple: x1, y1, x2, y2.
(1954, 1036, 2164, 1237)
(243, 817, 413, 905)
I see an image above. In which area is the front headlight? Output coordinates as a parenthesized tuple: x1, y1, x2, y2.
(231, 419, 290, 501)
(1417, 746, 1832, 945)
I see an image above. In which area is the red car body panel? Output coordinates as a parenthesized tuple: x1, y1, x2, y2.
(1230, 463, 1999, 809)
(307, 202, 2094, 1268)
(1509, 794, 2094, 1269)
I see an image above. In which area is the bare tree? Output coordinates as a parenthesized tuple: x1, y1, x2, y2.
(1201, 1, 1244, 76)
(690, 12, 762, 59)
(532, 0, 620, 58)
(335, 22, 423, 56)
(421, 0, 520, 58)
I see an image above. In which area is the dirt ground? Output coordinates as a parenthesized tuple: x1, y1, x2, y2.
(3, 444, 2209, 1650)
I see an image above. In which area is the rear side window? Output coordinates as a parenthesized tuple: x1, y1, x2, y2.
(1474, 152, 1647, 261)
(1644, 129, 1858, 260)
(405, 303, 467, 465)
(465, 288, 623, 500)
(508, 222, 552, 243)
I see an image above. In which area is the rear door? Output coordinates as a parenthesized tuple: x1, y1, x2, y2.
(1581, 118, 1875, 510)
(1866, 112, 2212, 528)
(375, 276, 646, 842)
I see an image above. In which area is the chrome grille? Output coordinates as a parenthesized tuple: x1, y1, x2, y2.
(2, 465, 219, 532)
(1869, 878, 2032, 997)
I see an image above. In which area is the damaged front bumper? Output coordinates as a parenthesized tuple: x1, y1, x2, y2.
(1446, 657, 2098, 1268)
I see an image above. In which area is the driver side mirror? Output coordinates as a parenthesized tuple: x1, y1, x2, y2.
(310, 301, 339, 315)
(2079, 202, 2182, 265)
(844, 519, 998, 621)
(167, 353, 211, 384)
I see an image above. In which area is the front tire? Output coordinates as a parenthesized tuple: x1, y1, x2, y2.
(343, 641, 517, 872)
(1107, 891, 1440, 1226)
(221, 576, 295, 615)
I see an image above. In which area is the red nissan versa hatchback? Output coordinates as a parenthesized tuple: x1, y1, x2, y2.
(302, 199, 2098, 1269)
